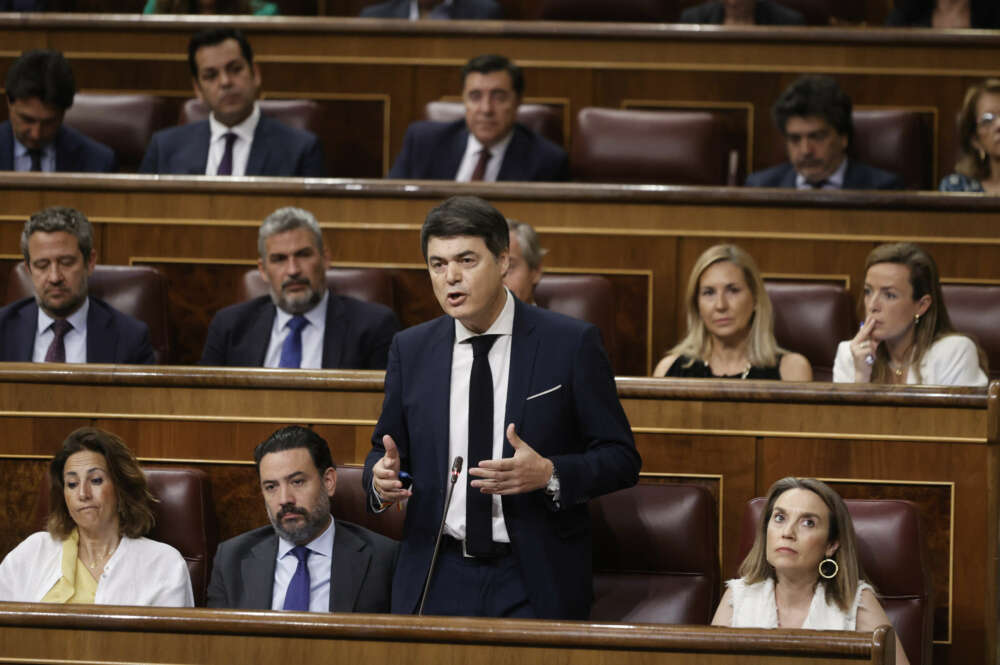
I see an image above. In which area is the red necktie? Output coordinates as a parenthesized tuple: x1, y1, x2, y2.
(44, 319, 73, 363)
(470, 148, 492, 181)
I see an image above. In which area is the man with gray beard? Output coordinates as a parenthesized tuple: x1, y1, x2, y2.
(207, 426, 398, 611)
(199, 206, 400, 369)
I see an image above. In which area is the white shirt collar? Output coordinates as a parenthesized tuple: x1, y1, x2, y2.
(796, 157, 848, 190)
(466, 128, 515, 163)
(209, 101, 261, 145)
(36, 296, 90, 335)
(276, 514, 335, 559)
(454, 288, 514, 343)
(274, 288, 329, 333)
(13, 134, 56, 168)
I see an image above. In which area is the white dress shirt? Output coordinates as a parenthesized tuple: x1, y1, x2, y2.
(454, 130, 514, 182)
(263, 290, 329, 369)
(32, 298, 89, 363)
(13, 136, 56, 172)
(271, 518, 335, 612)
(795, 157, 847, 190)
(205, 102, 261, 176)
(832, 334, 988, 386)
(443, 288, 514, 543)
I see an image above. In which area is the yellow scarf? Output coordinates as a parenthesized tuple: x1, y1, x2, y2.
(41, 529, 98, 604)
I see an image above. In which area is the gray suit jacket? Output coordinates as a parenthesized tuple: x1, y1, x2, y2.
(206, 520, 398, 612)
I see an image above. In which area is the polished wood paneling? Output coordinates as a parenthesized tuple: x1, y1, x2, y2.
(0, 604, 896, 665)
(0, 366, 991, 664)
(1, 16, 995, 182)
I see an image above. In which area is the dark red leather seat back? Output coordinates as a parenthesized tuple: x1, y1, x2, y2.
(534, 274, 616, 361)
(940, 282, 999, 380)
(64, 93, 169, 172)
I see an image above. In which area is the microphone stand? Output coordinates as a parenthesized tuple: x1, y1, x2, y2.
(417, 456, 463, 616)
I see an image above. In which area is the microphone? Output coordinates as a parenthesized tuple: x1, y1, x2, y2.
(417, 456, 463, 616)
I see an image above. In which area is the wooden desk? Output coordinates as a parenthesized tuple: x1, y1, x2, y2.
(0, 365, 993, 664)
(3, 174, 1000, 374)
(1, 15, 997, 179)
(0, 603, 897, 665)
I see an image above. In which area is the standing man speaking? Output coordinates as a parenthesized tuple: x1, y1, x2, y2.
(363, 196, 640, 619)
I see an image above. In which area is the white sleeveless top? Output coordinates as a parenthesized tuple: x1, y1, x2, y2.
(726, 577, 874, 630)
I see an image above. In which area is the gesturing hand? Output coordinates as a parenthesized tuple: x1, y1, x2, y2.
(469, 424, 554, 495)
(373, 435, 411, 502)
(849, 317, 877, 382)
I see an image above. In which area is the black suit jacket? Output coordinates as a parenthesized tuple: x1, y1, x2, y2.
(744, 159, 903, 190)
(206, 521, 399, 612)
(363, 298, 641, 619)
(138, 115, 326, 177)
(0, 122, 117, 173)
(388, 120, 569, 182)
(0, 297, 154, 364)
(199, 291, 400, 369)
(679, 0, 805, 24)
(361, 0, 502, 18)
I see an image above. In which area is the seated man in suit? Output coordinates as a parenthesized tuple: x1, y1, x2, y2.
(200, 206, 400, 369)
(504, 219, 545, 305)
(361, 0, 503, 19)
(207, 426, 398, 612)
(388, 54, 569, 182)
(679, 0, 804, 24)
(1, 49, 117, 173)
(139, 28, 325, 177)
(746, 75, 903, 190)
(0, 206, 154, 364)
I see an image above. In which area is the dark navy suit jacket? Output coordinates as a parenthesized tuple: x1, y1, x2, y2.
(361, 0, 502, 18)
(679, 0, 804, 24)
(0, 297, 154, 364)
(363, 298, 640, 620)
(0, 122, 117, 173)
(745, 159, 903, 190)
(206, 521, 399, 612)
(138, 115, 326, 177)
(199, 291, 400, 369)
(388, 120, 569, 182)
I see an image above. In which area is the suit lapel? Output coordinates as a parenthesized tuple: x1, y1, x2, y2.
(842, 159, 859, 188)
(329, 522, 371, 612)
(243, 536, 278, 609)
(245, 116, 271, 176)
(428, 317, 454, 487)
(0, 123, 16, 170)
(53, 127, 79, 172)
(442, 124, 468, 179)
(86, 299, 117, 363)
(496, 125, 526, 181)
(320, 292, 344, 369)
(503, 300, 539, 456)
(8, 300, 37, 361)
(181, 122, 212, 175)
(780, 164, 798, 188)
(242, 300, 277, 366)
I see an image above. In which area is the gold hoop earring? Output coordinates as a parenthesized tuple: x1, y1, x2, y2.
(818, 557, 839, 579)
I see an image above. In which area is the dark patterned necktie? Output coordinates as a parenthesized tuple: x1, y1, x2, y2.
(28, 149, 42, 172)
(44, 319, 73, 363)
(216, 132, 238, 176)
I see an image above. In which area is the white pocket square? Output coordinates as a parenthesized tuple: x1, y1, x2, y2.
(526, 384, 562, 401)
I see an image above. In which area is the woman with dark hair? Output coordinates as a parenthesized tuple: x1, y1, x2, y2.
(834, 242, 987, 385)
(653, 244, 811, 380)
(886, 0, 1000, 28)
(0, 427, 193, 606)
(940, 79, 1000, 193)
(713, 477, 910, 665)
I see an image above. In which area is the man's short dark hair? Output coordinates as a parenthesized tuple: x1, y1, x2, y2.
(253, 426, 335, 475)
(188, 28, 255, 78)
(772, 75, 853, 145)
(421, 196, 510, 261)
(5, 49, 75, 110)
(461, 54, 524, 97)
(21, 206, 93, 263)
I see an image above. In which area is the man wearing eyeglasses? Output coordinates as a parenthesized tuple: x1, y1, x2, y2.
(746, 75, 903, 191)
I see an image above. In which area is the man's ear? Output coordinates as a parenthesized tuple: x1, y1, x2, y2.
(192, 78, 205, 104)
(324, 466, 337, 498)
(86, 250, 97, 276)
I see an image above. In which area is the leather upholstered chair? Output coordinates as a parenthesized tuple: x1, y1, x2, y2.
(63, 94, 168, 172)
(329, 465, 405, 541)
(539, 0, 669, 21)
(534, 274, 615, 359)
(571, 107, 746, 185)
(7, 263, 171, 364)
(591, 481, 720, 624)
(424, 101, 565, 147)
(852, 110, 934, 190)
(180, 98, 321, 134)
(941, 282, 1000, 380)
(34, 467, 219, 607)
(763, 279, 854, 382)
(237, 267, 395, 309)
(739, 496, 933, 665)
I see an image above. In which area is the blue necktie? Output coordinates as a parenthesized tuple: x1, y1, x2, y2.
(279, 315, 308, 368)
(282, 546, 311, 611)
(216, 132, 238, 176)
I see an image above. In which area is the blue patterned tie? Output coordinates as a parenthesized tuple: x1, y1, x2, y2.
(216, 132, 238, 175)
(279, 315, 308, 368)
(282, 546, 311, 611)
